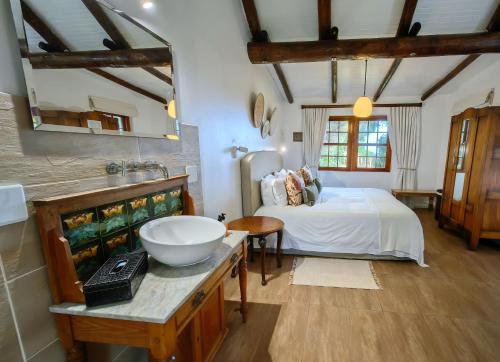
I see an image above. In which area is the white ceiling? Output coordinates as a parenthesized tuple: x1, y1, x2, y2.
(21, 0, 171, 98)
(254, 0, 500, 101)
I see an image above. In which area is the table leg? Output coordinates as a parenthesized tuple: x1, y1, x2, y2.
(276, 230, 283, 268)
(238, 257, 248, 323)
(54, 314, 87, 362)
(248, 236, 254, 262)
(258, 237, 267, 286)
(428, 196, 434, 210)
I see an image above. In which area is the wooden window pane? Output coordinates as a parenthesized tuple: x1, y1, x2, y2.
(359, 121, 368, 132)
(338, 132, 348, 143)
(368, 146, 377, 156)
(320, 156, 329, 167)
(367, 157, 376, 168)
(377, 146, 387, 157)
(339, 121, 349, 132)
(378, 133, 388, 144)
(378, 120, 388, 132)
(338, 157, 347, 168)
(358, 157, 366, 167)
(358, 133, 368, 144)
(376, 158, 386, 168)
(368, 133, 378, 144)
(368, 121, 378, 132)
(330, 157, 338, 167)
(321, 146, 329, 156)
(329, 145, 338, 156)
(358, 145, 367, 156)
(330, 133, 339, 143)
(330, 122, 339, 132)
(338, 145, 348, 156)
(323, 132, 330, 143)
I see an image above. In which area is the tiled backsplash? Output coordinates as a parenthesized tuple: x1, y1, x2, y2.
(63, 187, 183, 282)
(0, 93, 203, 362)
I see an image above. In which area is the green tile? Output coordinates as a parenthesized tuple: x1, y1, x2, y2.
(98, 201, 128, 236)
(61, 209, 99, 250)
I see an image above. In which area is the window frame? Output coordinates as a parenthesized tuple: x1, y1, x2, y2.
(319, 115, 392, 172)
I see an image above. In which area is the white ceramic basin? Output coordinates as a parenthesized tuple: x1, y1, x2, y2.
(139, 216, 226, 267)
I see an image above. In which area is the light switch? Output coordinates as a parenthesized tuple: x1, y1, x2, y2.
(185, 165, 198, 183)
(0, 184, 28, 227)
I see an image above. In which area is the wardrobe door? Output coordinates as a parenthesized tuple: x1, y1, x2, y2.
(448, 109, 478, 224)
(441, 116, 462, 219)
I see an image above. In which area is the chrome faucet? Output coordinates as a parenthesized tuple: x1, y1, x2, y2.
(106, 160, 170, 179)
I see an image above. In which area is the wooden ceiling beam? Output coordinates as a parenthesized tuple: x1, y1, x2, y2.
(421, 54, 481, 101)
(29, 48, 172, 69)
(241, 0, 293, 103)
(421, 2, 500, 101)
(20, 0, 166, 104)
(89, 69, 167, 104)
(373, 0, 420, 102)
(21, 0, 69, 51)
(248, 31, 500, 63)
(81, 0, 172, 85)
(318, 0, 332, 40)
(317, 0, 338, 103)
(302, 102, 422, 109)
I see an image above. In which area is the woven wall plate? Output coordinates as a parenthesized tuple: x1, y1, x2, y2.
(253, 93, 264, 128)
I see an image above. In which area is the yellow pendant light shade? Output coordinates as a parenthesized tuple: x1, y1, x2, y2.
(353, 59, 373, 118)
(167, 99, 176, 119)
(353, 96, 373, 118)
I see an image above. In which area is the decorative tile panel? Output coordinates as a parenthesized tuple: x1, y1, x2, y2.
(61, 187, 184, 281)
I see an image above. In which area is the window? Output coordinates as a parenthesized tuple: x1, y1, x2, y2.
(319, 116, 391, 172)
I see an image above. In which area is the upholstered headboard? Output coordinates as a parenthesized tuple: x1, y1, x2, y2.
(240, 151, 283, 216)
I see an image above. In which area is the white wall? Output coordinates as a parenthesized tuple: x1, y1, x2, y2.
(104, 0, 287, 220)
(280, 55, 500, 192)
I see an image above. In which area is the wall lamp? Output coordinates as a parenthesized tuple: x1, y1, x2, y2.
(230, 146, 248, 159)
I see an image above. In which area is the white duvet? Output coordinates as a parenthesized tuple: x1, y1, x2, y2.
(254, 187, 425, 266)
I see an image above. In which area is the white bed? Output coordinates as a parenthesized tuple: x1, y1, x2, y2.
(255, 187, 425, 266)
(240, 151, 425, 266)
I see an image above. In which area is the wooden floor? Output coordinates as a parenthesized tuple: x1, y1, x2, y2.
(215, 210, 500, 362)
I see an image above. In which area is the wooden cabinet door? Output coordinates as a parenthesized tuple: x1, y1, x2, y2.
(441, 116, 462, 218)
(199, 284, 226, 361)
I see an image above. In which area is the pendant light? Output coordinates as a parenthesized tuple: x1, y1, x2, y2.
(353, 59, 373, 118)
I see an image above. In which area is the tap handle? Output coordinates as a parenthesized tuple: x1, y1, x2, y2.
(121, 160, 126, 176)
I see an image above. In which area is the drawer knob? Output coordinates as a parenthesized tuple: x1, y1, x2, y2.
(230, 253, 239, 264)
(192, 290, 205, 307)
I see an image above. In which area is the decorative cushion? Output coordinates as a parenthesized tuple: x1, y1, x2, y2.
(313, 178, 322, 193)
(285, 172, 304, 206)
(302, 183, 319, 206)
(298, 166, 314, 186)
(272, 179, 288, 206)
(260, 174, 276, 206)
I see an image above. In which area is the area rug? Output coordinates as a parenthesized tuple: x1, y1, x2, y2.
(290, 257, 380, 289)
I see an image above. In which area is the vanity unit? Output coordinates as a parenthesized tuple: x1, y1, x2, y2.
(440, 107, 500, 249)
(34, 175, 248, 361)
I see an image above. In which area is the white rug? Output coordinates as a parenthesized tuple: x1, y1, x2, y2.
(290, 257, 380, 290)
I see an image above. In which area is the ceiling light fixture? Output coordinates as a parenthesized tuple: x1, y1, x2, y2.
(141, 0, 154, 9)
(353, 59, 373, 118)
(167, 99, 176, 119)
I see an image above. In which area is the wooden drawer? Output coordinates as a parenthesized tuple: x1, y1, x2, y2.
(175, 241, 244, 332)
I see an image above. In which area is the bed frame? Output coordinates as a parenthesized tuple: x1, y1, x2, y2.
(240, 151, 410, 262)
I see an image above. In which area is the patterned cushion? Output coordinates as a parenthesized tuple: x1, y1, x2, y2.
(285, 172, 304, 206)
(302, 183, 319, 206)
(298, 166, 314, 186)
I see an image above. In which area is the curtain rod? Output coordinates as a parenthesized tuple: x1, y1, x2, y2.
(301, 103, 422, 109)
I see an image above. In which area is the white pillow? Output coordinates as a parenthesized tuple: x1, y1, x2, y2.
(261, 174, 276, 206)
(272, 179, 288, 206)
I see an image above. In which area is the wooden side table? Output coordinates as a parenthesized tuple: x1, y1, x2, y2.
(391, 189, 437, 210)
(228, 216, 284, 285)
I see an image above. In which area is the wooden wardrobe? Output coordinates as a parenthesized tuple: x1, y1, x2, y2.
(440, 107, 500, 249)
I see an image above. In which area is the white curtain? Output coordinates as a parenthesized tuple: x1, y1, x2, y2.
(389, 106, 421, 189)
(302, 108, 328, 177)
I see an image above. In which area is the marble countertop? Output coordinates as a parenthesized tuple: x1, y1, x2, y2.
(49, 230, 248, 324)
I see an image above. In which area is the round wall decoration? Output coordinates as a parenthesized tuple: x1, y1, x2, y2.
(268, 107, 278, 136)
(253, 93, 264, 128)
(261, 119, 270, 139)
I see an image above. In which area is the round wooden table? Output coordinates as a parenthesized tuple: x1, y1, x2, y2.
(228, 216, 284, 285)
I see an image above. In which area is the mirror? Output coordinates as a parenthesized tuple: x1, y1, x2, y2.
(452, 119, 469, 202)
(9, 0, 180, 139)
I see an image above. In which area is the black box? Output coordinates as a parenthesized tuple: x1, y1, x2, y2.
(83, 252, 148, 307)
